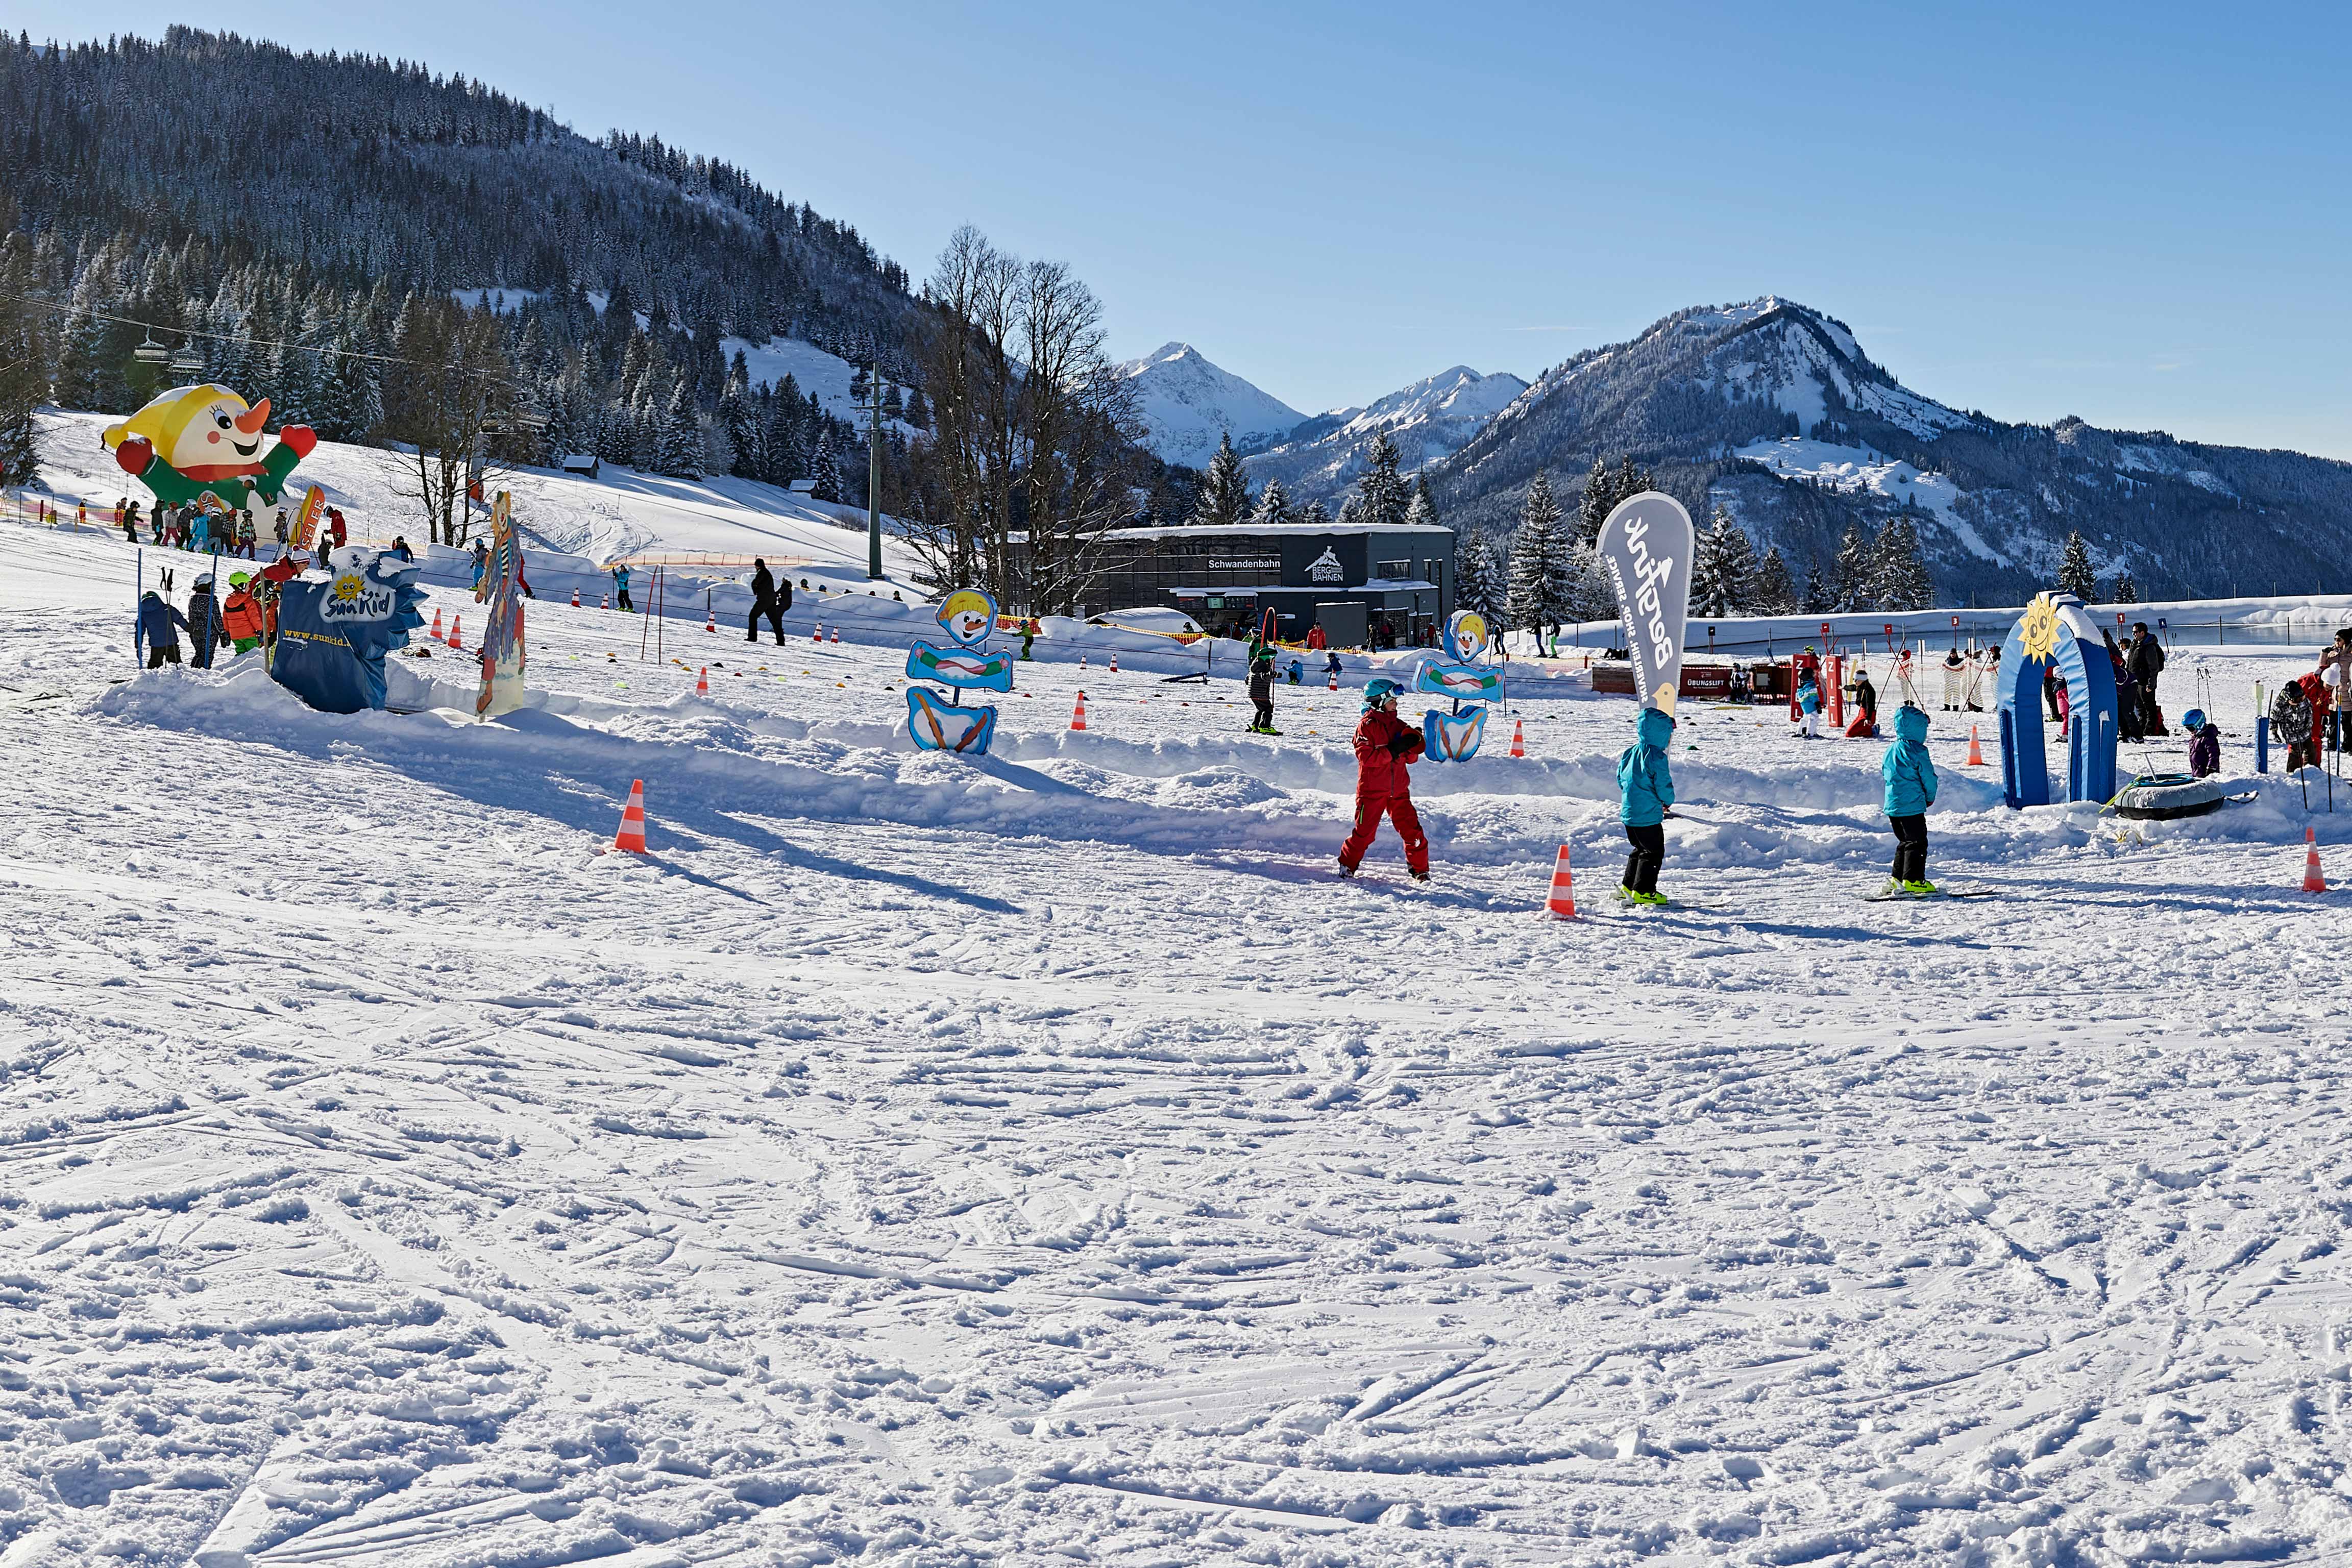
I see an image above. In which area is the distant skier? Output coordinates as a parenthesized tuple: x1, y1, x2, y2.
(1881, 702, 1940, 896)
(1247, 652, 1280, 734)
(222, 572, 265, 653)
(136, 590, 190, 669)
(1286, 657, 1303, 685)
(1020, 617, 1038, 661)
(612, 564, 633, 612)
(184, 574, 226, 670)
(747, 558, 788, 643)
(1615, 705, 1676, 904)
(1940, 648, 1965, 710)
(1337, 678, 1427, 881)
(1324, 650, 1342, 681)
(1845, 666, 1879, 738)
(1796, 671, 1823, 739)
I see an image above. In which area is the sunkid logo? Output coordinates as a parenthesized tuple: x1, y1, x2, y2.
(320, 573, 398, 623)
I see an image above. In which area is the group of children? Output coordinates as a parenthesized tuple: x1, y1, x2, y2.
(1327, 670, 1944, 899)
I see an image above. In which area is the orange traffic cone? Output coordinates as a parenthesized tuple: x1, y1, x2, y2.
(1510, 719, 1526, 758)
(2304, 828, 2326, 893)
(1545, 844, 1578, 920)
(813, 623, 823, 643)
(429, 607, 443, 640)
(1070, 691, 1088, 731)
(1966, 725, 1986, 766)
(601, 592, 610, 610)
(612, 779, 648, 854)
(1110, 652, 1119, 674)
(705, 610, 716, 633)
(571, 586, 580, 607)
(447, 614, 462, 649)
(830, 625, 840, 644)
(696, 667, 709, 695)
(1081, 653, 1088, 671)
(1328, 671, 1338, 691)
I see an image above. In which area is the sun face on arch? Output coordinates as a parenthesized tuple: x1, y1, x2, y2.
(2019, 594, 2062, 664)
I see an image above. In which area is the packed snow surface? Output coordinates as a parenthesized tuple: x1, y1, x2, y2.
(5, 518, 2351, 1567)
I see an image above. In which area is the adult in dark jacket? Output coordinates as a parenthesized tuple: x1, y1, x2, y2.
(1337, 679, 1428, 880)
(1246, 654, 1278, 734)
(136, 591, 190, 668)
(184, 575, 226, 670)
(2103, 628, 2141, 742)
(747, 558, 789, 644)
(2127, 623, 2166, 734)
(2273, 680, 2317, 772)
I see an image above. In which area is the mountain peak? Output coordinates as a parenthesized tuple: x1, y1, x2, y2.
(1116, 342, 1304, 469)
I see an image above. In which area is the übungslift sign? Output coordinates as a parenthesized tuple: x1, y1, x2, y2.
(1596, 491, 1696, 716)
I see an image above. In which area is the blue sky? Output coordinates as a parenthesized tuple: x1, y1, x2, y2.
(25, 2, 2352, 455)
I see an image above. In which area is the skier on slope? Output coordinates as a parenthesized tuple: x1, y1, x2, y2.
(1337, 678, 1428, 881)
(136, 590, 191, 669)
(747, 558, 787, 644)
(1941, 647, 1965, 711)
(1881, 702, 1940, 896)
(1795, 669, 1824, 739)
(185, 574, 227, 671)
(222, 572, 265, 654)
(1616, 705, 1676, 905)
(1247, 652, 1280, 735)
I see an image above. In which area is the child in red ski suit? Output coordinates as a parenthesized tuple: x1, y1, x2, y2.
(1338, 678, 1430, 880)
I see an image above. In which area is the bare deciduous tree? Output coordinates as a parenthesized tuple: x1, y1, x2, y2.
(378, 296, 521, 547)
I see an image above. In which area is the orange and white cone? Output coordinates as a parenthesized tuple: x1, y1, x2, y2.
(1328, 671, 1338, 691)
(612, 779, 648, 854)
(1510, 719, 1526, 758)
(2304, 827, 2327, 893)
(813, 623, 824, 643)
(1545, 843, 1578, 920)
(447, 614, 462, 649)
(830, 625, 840, 644)
(1080, 653, 1088, 671)
(696, 667, 709, 695)
(429, 607, 444, 640)
(705, 610, 716, 633)
(571, 586, 580, 607)
(1110, 653, 1119, 674)
(601, 592, 609, 610)
(1966, 725, 1986, 766)
(1070, 691, 1088, 731)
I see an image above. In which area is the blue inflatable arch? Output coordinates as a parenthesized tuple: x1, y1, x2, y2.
(1995, 593, 2119, 807)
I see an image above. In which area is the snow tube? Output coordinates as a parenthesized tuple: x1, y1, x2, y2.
(2112, 772, 2225, 820)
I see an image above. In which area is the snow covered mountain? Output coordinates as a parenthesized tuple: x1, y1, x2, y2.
(1243, 365, 1528, 503)
(1116, 342, 1305, 469)
(1433, 297, 2352, 602)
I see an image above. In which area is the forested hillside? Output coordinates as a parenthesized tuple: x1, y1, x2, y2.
(0, 27, 929, 532)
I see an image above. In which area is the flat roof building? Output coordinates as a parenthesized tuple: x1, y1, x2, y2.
(1070, 521, 1454, 647)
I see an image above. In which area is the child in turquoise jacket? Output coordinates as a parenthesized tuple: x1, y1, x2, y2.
(1615, 705, 1677, 903)
(1881, 703, 1939, 893)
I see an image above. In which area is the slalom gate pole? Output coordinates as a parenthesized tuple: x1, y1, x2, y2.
(133, 547, 143, 667)
(639, 565, 654, 662)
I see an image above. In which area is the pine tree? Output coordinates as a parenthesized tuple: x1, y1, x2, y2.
(2113, 573, 2139, 604)
(1563, 535, 1619, 623)
(1456, 529, 1506, 623)
(1249, 477, 1293, 528)
(1354, 429, 1410, 529)
(1577, 453, 1657, 544)
(1506, 472, 1568, 646)
(810, 436, 842, 502)
(1192, 431, 1252, 528)
(1831, 520, 1875, 611)
(1803, 558, 1832, 616)
(1294, 498, 1332, 530)
(2056, 529, 2097, 598)
(903, 386, 930, 430)
(1691, 504, 1756, 617)
(1871, 513, 1934, 611)
(1752, 547, 1800, 615)
(1403, 478, 1440, 532)
(0, 237, 45, 489)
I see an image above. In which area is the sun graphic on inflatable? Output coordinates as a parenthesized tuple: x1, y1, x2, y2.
(2019, 593, 2062, 664)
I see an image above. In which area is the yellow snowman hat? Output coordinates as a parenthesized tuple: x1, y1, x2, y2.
(102, 384, 249, 456)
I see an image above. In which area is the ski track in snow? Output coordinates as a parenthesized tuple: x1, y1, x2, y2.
(4, 523, 2350, 1567)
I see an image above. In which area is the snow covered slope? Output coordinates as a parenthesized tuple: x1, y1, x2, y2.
(1245, 364, 1527, 502)
(1116, 341, 1304, 468)
(6, 516, 2351, 1567)
(24, 408, 924, 578)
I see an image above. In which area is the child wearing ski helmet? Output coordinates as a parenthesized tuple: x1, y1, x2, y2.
(1615, 704, 1676, 904)
(1247, 652, 1279, 734)
(1881, 702, 1940, 895)
(1796, 670, 1823, 739)
(1337, 678, 1428, 880)
(2184, 708, 2221, 778)
(222, 572, 265, 653)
